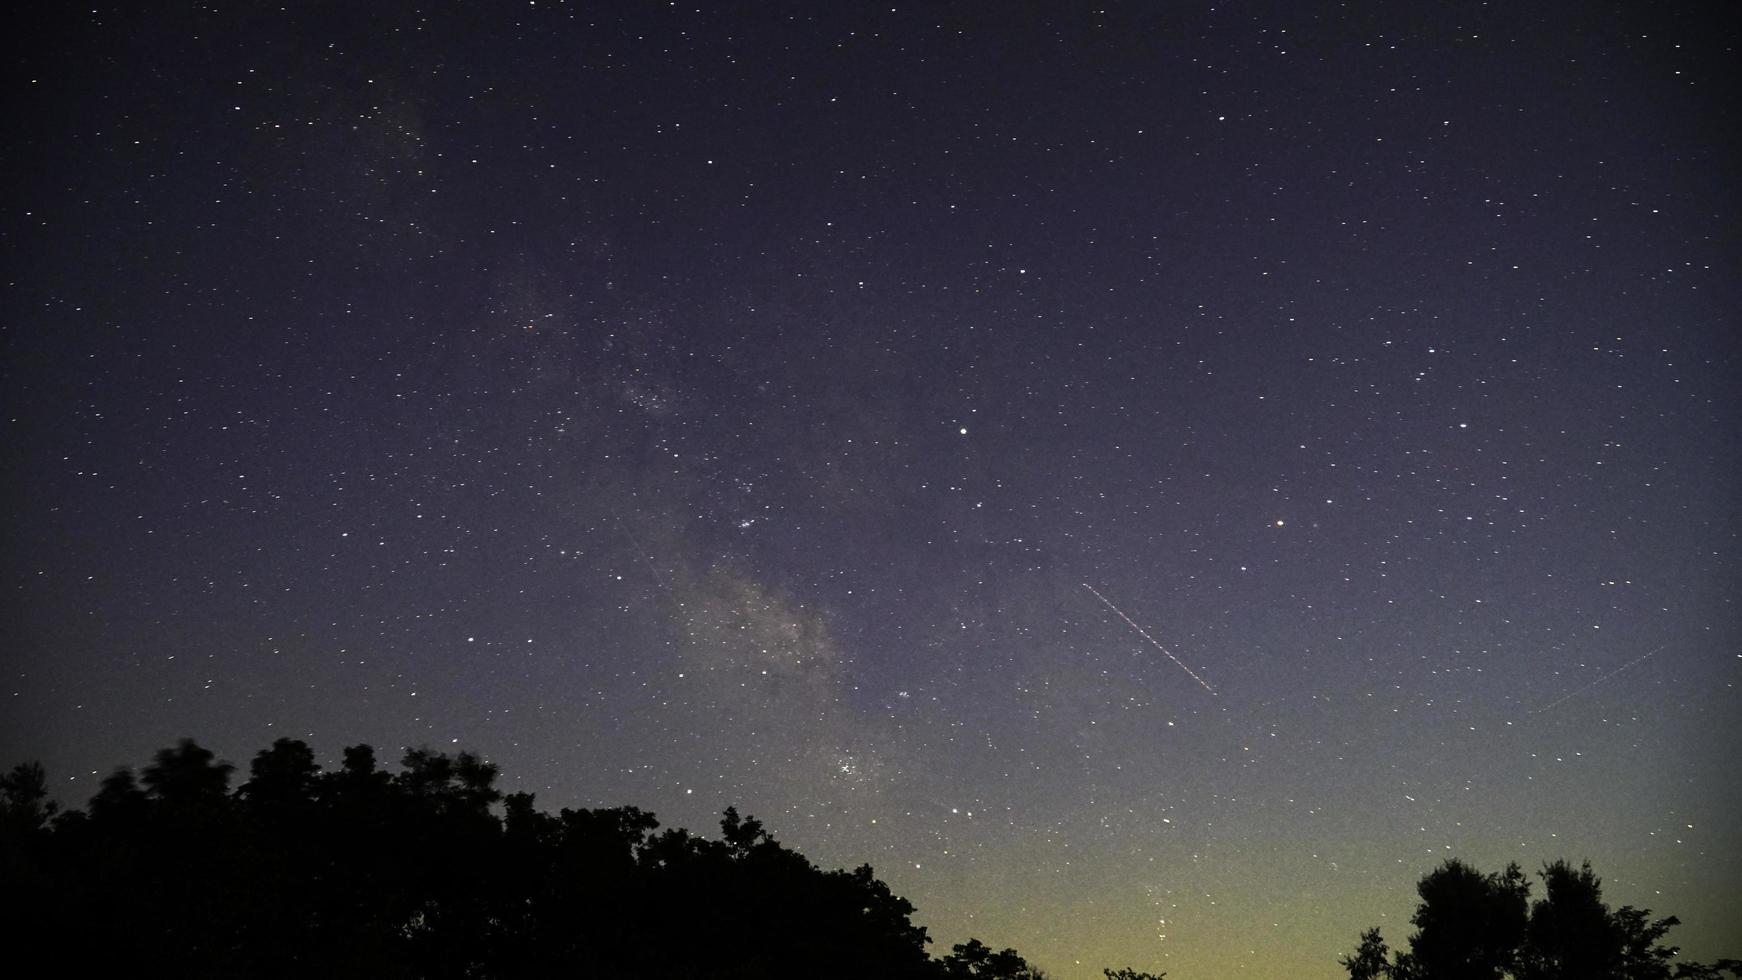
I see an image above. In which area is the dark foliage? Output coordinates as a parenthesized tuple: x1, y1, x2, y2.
(1341, 858, 1737, 980)
(0, 738, 1066, 979)
(940, 937, 1049, 979)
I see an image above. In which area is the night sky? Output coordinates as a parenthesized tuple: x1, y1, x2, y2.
(4, 3, 1739, 976)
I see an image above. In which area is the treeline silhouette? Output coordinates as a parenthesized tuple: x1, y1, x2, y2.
(1342, 858, 1739, 980)
(0, 739, 1168, 980)
(4, 738, 1730, 979)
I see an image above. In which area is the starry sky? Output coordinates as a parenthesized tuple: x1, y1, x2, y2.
(3, 2, 1739, 976)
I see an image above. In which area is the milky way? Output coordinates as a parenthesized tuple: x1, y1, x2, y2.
(3, 3, 1738, 976)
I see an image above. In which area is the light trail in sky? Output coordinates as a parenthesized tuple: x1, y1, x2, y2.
(1082, 582, 1217, 695)
(1529, 643, 1667, 716)
(616, 515, 669, 590)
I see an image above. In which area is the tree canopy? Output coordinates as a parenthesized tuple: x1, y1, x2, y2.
(7, 739, 1732, 979)
(0, 738, 1152, 979)
(1342, 857, 1739, 980)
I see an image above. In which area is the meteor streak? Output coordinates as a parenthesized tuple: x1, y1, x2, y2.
(1082, 582, 1217, 695)
(1529, 643, 1666, 715)
(616, 515, 669, 590)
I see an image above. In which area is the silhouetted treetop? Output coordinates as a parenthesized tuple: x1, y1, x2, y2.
(141, 737, 235, 810)
(34, 738, 1726, 980)
(942, 937, 1049, 980)
(1343, 857, 1737, 980)
(240, 736, 319, 812)
(1409, 858, 1530, 979)
(3, 737, 1080, 980)
(0, 761, 55, 833)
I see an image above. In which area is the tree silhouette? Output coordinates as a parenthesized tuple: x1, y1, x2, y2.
(1403, 859, 1530, 980)
(240, 736, 320, 813)
(141, 737, 236, 812)
(1342, 928, 1393, 980)
(7, 736, 1087, 979)
(0, 761, 61, 959)
(1344, 858, 1736, 980)
(46, 737, 1737, 980)
(0, 761, 56, 833)
(942, 937, 1049, 980)
(88, 765, 149, 824)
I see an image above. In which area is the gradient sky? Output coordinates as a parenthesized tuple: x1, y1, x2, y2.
(4, 3, 1739, 977)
